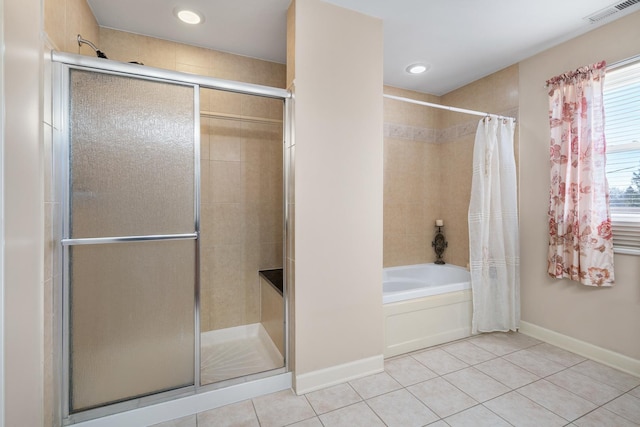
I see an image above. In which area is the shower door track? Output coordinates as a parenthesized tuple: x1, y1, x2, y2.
(52, 51, 290, 99)
(53, 51, 293, 426)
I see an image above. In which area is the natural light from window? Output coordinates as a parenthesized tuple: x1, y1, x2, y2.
(604, 57, 640, 253)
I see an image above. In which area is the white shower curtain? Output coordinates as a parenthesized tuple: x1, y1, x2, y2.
(468, 117, 519, 333)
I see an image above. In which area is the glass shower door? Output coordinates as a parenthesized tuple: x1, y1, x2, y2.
(63, 69, 198, 413)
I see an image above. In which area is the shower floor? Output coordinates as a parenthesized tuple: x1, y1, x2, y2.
(200, 323, 284, 385)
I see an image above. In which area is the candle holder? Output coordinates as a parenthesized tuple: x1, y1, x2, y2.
(432, 225, 448, 265)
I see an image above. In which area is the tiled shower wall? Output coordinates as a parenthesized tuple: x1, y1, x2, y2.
(45, 0, 100, 58)
(200, 92, 284, 332)
(383, 65, 519, 268)
(44, 0, 101, 424)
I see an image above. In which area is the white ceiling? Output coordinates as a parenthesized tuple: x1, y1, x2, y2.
(87, 0, 640, 95)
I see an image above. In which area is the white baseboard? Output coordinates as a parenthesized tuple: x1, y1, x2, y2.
(519, 321, 640, 377)
(294, 355, 384, 395)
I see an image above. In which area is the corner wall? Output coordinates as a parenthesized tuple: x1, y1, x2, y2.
(3, 0, 45, 425)
(42, 0, 101, 422)
(289, 0, 384, 392)
(519, 10, 640, 362)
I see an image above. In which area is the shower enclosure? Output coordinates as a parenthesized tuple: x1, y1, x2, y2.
(53, 52, 290, 424)
(199, 90, 286, 386)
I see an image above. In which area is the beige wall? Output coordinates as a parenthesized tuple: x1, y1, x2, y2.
(3, 0, 45, 427)
(286, 0, 295, 89)
(519, 10, 640, 360)
(290, 0, 384, 378)
(383, 66, 518, 269)
(99, 29, 286, 88)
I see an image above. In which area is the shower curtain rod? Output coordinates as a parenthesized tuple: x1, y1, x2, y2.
(383, 94, 516, 121)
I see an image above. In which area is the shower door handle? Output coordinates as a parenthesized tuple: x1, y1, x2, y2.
(61, 232, 198, 246)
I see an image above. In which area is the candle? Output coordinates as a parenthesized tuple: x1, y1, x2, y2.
(435, 219, 444, 227)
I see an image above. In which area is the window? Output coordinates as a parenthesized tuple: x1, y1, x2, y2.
(604, 57, 640, 254)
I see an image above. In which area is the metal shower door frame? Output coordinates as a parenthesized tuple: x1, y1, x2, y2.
(58, 63, 201, 423)
(52, 52, 292, 425)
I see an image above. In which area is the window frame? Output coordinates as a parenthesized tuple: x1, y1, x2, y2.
(604, 56, 640, 255)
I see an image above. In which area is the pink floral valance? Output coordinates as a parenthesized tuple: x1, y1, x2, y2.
(546, 61, 615, 287)
(546, 61, 607, 88)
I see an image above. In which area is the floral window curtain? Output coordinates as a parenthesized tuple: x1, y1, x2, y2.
(546, 61, 615, 287)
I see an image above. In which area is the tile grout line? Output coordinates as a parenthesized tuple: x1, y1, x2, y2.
(250, 398, 262, 427)
(360, 398, 391, 427)
(323, 339, 631, 427)
(398, 360, 509, 423)
(403, 342, 517, 421)
(400, 339, 605, 426)
(464, 354, 606, 424)
(470, 351, 636, 425)
(590, 390, 640, 425)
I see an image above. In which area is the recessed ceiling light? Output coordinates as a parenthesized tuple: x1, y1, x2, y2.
(406, 63, 430, 74)
(174, 7, 204, 25)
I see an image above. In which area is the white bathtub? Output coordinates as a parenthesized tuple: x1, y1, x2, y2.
(383, 263, 471, 304)
(383, 263, 473, 358)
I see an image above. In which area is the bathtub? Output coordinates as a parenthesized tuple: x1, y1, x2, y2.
(383, 263, 473, 358)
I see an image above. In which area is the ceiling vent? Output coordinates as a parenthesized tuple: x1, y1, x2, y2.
(585, 0, 640, 23)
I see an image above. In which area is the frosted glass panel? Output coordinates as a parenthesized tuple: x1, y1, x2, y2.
(70, 240, 195, 412)
(69, 70, 195, 238)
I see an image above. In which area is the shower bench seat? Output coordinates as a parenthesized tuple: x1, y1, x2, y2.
(259, 269, 284, 357)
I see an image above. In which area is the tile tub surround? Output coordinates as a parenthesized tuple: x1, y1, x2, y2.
(382, 65, 518, 270)
(151, 332, 640, 427)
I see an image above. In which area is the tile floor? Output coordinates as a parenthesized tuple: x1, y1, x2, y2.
(154, 332, 640, 427)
